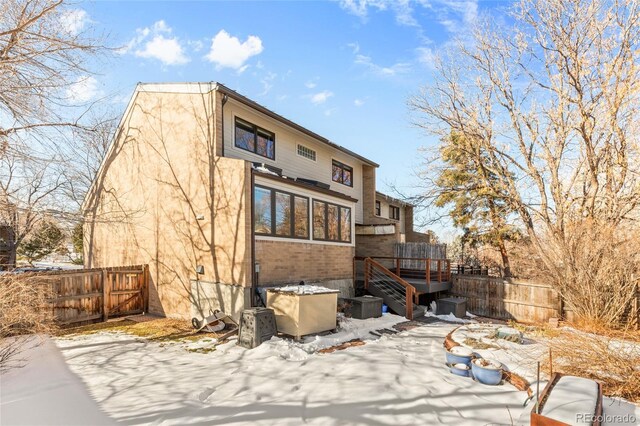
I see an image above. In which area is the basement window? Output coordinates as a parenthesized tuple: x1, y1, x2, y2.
(235, 118, 275, 160)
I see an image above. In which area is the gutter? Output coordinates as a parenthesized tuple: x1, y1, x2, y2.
(214, 83, 379, 168)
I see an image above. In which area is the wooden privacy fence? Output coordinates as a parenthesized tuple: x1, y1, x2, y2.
(394, 242, 447, 270)
(450, 275, 640, 327)
(29, 265, 149, 327)
(450, 275, 563, 323)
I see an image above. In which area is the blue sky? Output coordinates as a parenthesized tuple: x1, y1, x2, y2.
(68, 0, 508, 239)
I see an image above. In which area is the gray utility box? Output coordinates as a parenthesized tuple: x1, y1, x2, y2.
(436, 297, 467, 318)
(238, 307, 277, 349)
(343, 296, 383, 319)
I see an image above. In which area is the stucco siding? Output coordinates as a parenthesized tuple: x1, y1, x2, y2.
(84, 89, 252, 319)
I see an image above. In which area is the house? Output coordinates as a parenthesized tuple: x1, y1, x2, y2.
(83, 83, 432, 320)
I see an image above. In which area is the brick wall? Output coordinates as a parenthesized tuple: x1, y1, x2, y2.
(255, 240, 354, 285)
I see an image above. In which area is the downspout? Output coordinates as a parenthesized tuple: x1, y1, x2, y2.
(220, 93, 228, 157)
(250, 170, 257, 306)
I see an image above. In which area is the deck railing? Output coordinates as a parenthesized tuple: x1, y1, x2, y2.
(354, 256, 452, 288)
(364, 257, 416, 320)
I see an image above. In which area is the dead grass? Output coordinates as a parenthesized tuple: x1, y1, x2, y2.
(544, 329, 640, 403)
(1, 275, 58, 371)
(462, 337, 500, 350)
(58, 318, 211, 342)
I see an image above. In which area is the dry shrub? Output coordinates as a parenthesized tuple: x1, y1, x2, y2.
(545, 329, 640, 402)
(0, 274, 57, 371)
(510, 222, 640, 329)
(547, 222, 640, 329)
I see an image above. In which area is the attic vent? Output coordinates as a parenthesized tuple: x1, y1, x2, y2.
(297, 144, 316, 161)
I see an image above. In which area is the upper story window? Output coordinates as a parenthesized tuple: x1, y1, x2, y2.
(297, 144, 316, 161)
(375, 201, 381, 216)
(389, 205, 400, 220)
(331, 160, 353, 187)
(235, 118, 275, 160)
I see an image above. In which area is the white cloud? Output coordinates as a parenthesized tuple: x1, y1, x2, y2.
(204, 30, 263, 70)
(305, 81, 317, 89)
(339, 0, 417, 27)
(354, 99, 365, 107)
(123, 20, 189, 66)
(66, 76, 101, 103)
(416, 46, 436, 69)
(338, 0, 387, 19)
(135, 35, 189, 65)
(338, 0, 479, 30)
(60, 9, 90, 35)
(310, 90, 334, 105)
(259, 71, 277, 96)
(355, 54, 411, 76)
(347, 42, 360, 54)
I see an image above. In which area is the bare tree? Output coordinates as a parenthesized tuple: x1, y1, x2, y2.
(0, 0, 106, 268)
(412, 0, 640, 327)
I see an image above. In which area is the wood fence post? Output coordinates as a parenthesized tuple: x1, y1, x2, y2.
(102, 269, 110, 321)
(143, 264, 150, 313)
(437, 260, 442, 282)
(426, 258, 431, 286)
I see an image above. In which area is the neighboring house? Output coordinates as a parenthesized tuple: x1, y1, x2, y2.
(0, 224, 14, 271)
(83, 83, 430, 320)
(355, 192, 431, 260)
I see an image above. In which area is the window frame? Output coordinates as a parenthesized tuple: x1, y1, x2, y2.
(296, 144, 317, 162)
(331, 160, 354, 187)
(375, 200, 381, 216)
(389, 205, 400, 221)
(312, 199, 352, 244)
(235, 117, 276, 160)
(254, 185, 309, 240)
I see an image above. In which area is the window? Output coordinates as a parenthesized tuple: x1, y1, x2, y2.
(254, 187, 272, 234)
(312, 200, 352, 243)
(235, 118, 275, 160)
(254, 186, 309, 239)
(297, 144, 316, 161)
(331, 160, 353, 187)
(375, 201, 381, 216)
(390, 205, 400, 220)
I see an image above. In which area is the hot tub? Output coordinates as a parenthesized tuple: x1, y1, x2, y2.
(266, 285, 339, 339)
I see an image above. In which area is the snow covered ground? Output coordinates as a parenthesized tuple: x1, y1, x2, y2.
(1, 337, 114, 425)
(3, 316, 638, 425)
(48, 316, 531, 425)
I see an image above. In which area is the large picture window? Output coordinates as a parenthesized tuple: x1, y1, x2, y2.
(235, 118, 275, 160)
(254, 186, 309, 239)
(331, 160, 353, 187)
(312, 200, 352, 243)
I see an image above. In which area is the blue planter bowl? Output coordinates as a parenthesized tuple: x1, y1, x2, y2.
(471, 360, 503, 385)
(449, 364, 470, 377)
(445, 348, 473, 367)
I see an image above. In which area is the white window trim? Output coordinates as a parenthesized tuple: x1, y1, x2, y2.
(296, 144, 317, 162)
